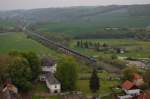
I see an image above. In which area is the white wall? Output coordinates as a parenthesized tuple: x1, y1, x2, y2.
(46, 80, 61, 93)
(42, 64, 57, 73)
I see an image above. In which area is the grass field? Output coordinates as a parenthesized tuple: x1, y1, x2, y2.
(0, 32, 60, 58)
(76, 79, 118, 96)
(70, 39, 150, 58)
(77, 71, 120, 95)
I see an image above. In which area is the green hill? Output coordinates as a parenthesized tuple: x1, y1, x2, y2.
(0, 4, 150, 38)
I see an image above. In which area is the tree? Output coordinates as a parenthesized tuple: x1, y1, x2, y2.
(89, 69, 100, 93)
(0, 55, 10, 85)
(77, 41, 80, 47)
(111, 54, 117, 60)
(122, 66, 138, 81)
(8, 51, 41, 92)
(21, 52, 41, 81)
(9, 51, 41, 82)
(56, 56, 78, 91)
(80, 40, 84, 48)
(103, 43, 108, 47)
(85, 41, 89, 48)
(9, 57, 32, 92)
(144, 69, 150, 87)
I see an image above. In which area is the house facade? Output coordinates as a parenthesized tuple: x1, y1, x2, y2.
(40, 57, 57, 81)
(118, 73, 145, 99)
(39, 57, 61, 94)
(45, 73, 61, 93)
(41, 57, 57, 73)
(2, 82, 19, 99)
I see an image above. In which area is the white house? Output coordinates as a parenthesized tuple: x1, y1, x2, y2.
(40, 57, 57, 81)
(39, 57, 61, 94)
(45, 72, 61, 94)
(41, 57, 57, 73)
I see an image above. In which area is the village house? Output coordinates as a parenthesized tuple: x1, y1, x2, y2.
(121, 80, 140, 96)
(40, 57, 57, 81)
(117, 48, 125, 54)
(1, 80, 19, 99)
(41, 57, 57, 73)
(118, 73, 145, 99)
(39, 57, 61, 94)
(132, 73, 144, 87)
(45, 72, 61, 93)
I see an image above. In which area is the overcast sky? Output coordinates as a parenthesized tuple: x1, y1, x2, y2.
(0, 0, 150, 10)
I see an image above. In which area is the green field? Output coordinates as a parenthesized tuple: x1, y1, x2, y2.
(77, 80, 118, 95)
(70, 39, 150, 58)
(0, 32, 59, 58)
(77, 71, 120, 96)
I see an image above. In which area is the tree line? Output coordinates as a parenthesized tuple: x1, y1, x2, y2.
(76, 40, 108, 51)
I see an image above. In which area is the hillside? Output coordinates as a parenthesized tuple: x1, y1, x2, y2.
(0, 4, 150, 38)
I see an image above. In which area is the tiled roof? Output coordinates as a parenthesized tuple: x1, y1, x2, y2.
(41, 57, 55, 66)
(121, 80, 134, 90)
(46, 72, 60, 85)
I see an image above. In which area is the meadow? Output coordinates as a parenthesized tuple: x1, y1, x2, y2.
(70, 39, 150, 58)
(0, 32, 60, 58)
(77, 71, 120, 96)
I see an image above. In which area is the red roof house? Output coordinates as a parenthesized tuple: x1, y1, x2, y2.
(133, 73, 142, 81)
(121, 80, 135, 90)
(133, 73, 144, 87)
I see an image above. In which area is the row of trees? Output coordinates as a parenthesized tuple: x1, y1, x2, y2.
(0, 51, 41, 92)
(76, 40, 108, 50)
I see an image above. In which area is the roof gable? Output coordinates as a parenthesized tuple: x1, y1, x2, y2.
(41, 57, 55, 66)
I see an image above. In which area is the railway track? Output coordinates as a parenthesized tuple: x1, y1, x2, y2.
(24, 29, 97, 64)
